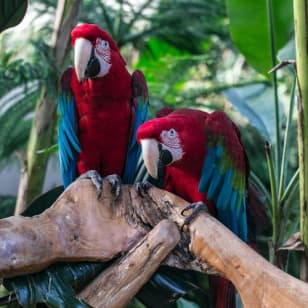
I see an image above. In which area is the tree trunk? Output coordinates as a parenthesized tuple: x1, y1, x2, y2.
(15, 0, 82, 213)
(25, 87, 57, 206)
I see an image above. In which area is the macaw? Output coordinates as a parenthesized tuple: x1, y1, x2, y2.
(58, 23, 149, 189)
(58, 24, 200, 307)
(137, 108, 250, 308)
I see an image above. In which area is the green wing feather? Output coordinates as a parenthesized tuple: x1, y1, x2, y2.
(199, 111, 248, 241)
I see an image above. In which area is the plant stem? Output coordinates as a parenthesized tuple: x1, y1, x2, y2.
(293, 0, 308, 253)
(265, 141, 279, 262)
(250, 171, 271, 213)
(280, 168, 299, 204)
(267, 0, 281, 176)
(278, 77, 296, 198)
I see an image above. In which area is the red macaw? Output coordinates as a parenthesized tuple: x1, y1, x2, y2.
(58, 23, 149, 189)
(137, 108, 250, 308)
(58, 24, 196, 306)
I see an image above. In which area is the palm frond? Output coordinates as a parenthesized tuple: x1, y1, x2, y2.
(0, 86, 40, 162)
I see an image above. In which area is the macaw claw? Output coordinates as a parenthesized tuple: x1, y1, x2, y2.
(78, 170, 103, 198)
(181, 202, 208, 230)
(135, 181, 153, 198)
(104, 174, 122, 201)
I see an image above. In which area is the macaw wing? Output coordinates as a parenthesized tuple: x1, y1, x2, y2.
(199, 111, 248, 242)
(58, 68, 81, 188)
(123, 70, 149, 184)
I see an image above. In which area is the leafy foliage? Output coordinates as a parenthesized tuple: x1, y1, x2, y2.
(0, 83, 38, 163)
(81, 0, 227, 50)
(0, 0, 28, 33)
(0, 36, 58, 163)
(226, 0, 293, 75)
(0, 196, 15, 218)
(4, 262, 105, 307)
(225, 0, 301, 275)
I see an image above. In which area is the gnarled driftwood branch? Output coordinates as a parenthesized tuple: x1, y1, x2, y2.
(0, 178, 308, 307)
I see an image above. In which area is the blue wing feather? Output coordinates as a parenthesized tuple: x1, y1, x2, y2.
(123, 70, 149, 184)
(216, 168, 233, 210)
(198, 148, 216, 191)
(199, 111, 248, 242)
(207, 170, 223, 200)
(58, 91, 81, 188)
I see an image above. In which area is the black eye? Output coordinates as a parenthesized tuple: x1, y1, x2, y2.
(102, 40, 109, 49)
(168, 128, 176, 139)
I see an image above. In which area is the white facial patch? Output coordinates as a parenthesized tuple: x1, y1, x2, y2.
(160, 128, 183, 163)
(95, 38, 112, 77)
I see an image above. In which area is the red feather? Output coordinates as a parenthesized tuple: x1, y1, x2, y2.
(137, 108, 250, 308)
(67, 24, 133, 177)
(71, 24, 120, 53)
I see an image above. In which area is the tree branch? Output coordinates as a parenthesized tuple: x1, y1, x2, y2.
(78, 219, 180, 308)
(0, 178, 308, 307)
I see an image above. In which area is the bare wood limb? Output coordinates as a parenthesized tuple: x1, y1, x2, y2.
(0, 180, 146, 277)
(78, 219, 180, 308)
(189, 214, 308, 308)
(1, 179, 308, 307)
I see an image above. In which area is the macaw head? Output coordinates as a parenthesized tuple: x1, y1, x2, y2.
(137, 109, 206, 179)
(71, 23, 126, 81)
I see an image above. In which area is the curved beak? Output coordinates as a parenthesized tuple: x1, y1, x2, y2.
(140, 139, 160, 179)
(74, 38, 92, 82)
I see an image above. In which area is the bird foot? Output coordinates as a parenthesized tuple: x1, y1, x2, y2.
(104, 174, 122, 201)
(78, 170, 102, 198)
(135, 181, 153, 198)
(180, 202, 208, 230)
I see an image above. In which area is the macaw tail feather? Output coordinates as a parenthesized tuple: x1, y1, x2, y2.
(211, 276, 235, 308)
(123, 70, 149, 184)
(246, 182, 269, 243)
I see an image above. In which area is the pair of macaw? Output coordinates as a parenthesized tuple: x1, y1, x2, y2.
(58, 23, 253, 308)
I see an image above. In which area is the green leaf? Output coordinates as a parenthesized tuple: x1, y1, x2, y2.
(21, 186, 64, 217)
(36, 144, 59, 155)
(176, 298, 200, 308)
(0, 0, 28, 33)
(223, 84, 283, 143)
(0, 196, 15, 218)
(3, 262, 106, 307)
(226, 0, 293, 74)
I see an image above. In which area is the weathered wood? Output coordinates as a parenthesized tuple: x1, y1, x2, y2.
(1, 178, 308, 307)
(189, 214, 308, 308)
(0, 180, 146, 277)
(144, 186, 308, 307)
(78, 219, 180, 308)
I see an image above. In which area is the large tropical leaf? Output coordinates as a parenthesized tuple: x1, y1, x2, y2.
(0, 196, 15, 218)
(4, 262, 105, 308)
(223, 84, 283, 143)
(0, 0, 28, 33)
(0, 82, 39, 163)
(226, 0, 293, 75)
